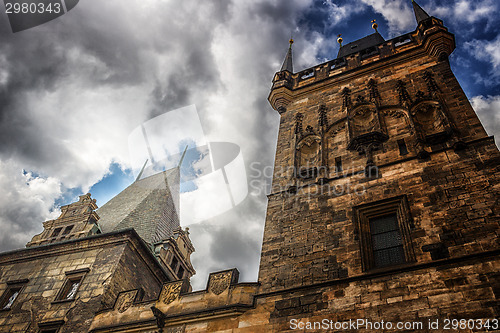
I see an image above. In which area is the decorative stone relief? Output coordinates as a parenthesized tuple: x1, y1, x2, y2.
(115, 290, 138, 313)
(295, 113, 304, 136)
(350, 106, 378, 136)
(341, 87, 352, 109)
(368, 79, 381, 105)
(159, 281, 183, 305)
(423, 70, 439, 94)
(396, 80, 412, 106)
(209, 271, 233, 295)
(411, 102, 451, 144)
(318, 105, 328, 129)
(296, 135, 322, 178)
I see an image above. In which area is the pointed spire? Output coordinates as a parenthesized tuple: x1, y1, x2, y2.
(280, 38, 294, 73)
(412, 0, 430, 24)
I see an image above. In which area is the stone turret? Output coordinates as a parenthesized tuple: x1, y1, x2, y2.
(26, 193, 101, 247)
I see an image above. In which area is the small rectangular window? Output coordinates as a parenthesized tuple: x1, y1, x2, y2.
(51, 227, 63, 238)
(354, 196, 415, 271)
(171, 256, 178, 271)
(177, 265, 185, 279)
(398, 139, 408, 156)
(62, 225, 73, 235)
(1, 288, 21, 310)
(0, 279, 28, 310)
(369, 215, 405, 267)
(38, 320, 64, 333)
(335, 157, 342, 173)
(62, 279, 81, 300)
(55, 269, 88, 302)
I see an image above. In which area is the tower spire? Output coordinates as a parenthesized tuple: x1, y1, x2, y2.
(280, 38, 294, 73)
(412, 0, 430, 24)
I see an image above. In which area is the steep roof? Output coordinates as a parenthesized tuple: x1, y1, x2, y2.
(97, 168, 180, 245)
(337, 32, 385, 58)
(412, 0, 430, 24)
(280, 41, 294, 73)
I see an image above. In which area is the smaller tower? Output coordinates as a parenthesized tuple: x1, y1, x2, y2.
(26, 193, 101, 247)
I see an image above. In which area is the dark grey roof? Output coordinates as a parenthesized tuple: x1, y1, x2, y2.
(97, 168, 180, 245)
(337, 32, 385, 58)
(412, 0, 430, 23)
(280, 44, 293, 73)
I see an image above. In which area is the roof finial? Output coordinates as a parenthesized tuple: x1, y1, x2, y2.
(337, 34, 343, 47)
(371, 19, 378, 32)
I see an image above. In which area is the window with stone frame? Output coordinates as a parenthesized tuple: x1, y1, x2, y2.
(0, 279, 28, 310)
(55, 268, 89, 302)
(354, 196, 415, 271)
(51, 227, 63, 238)
(62, 225, 74, 235)
(38, 320, 64, 333)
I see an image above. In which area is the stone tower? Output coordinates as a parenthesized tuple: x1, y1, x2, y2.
(260, 0, 499, 320)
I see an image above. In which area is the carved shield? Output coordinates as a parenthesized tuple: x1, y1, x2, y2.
(160, 282, 182, 305)
(209, 272, 232, 295)
(115, 290, 137, 313)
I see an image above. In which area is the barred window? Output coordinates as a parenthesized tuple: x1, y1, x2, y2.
(354, 196, 415, 271)
(369, 214, 406, 267)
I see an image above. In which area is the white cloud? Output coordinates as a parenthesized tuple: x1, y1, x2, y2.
(465, 34, 500, 86)
(1, 0, 498, 292)
(470, 95, 500, 148)
(467, 35, 500, 70)
(0, 160, 61, 250)
(432, 0, 497, 24)
(360, 0, 414, 35)
(323, 1, 367, 27)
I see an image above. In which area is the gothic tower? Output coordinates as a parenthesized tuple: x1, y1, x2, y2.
(260, 0, 499, 321)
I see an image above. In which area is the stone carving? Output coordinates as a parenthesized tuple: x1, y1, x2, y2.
(355, 95, 367, 104)
(318, 105, 328, 128)
(351, 107, 377, 134)
(423, 70, 439, 93)
(209, 272, 232, 295)
(341, 87, 352, 109)
(368, 79, 380, 104)
(160, 282, 183, 305)
(411, 102, 451, 144)
(396, 80, 412, 106)
(295, 113, 304, 135)
(296, 135, 321, 175)
(115, 290, 137, 313)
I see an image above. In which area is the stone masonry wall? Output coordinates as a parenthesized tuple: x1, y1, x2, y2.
(0, 231, 166, 333)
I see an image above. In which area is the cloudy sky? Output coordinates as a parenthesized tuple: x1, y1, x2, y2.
(0, 0, 498, 290)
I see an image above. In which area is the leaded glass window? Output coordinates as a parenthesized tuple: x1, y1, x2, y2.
(369, 214, 405, 267)
(354, 196, 415, 271)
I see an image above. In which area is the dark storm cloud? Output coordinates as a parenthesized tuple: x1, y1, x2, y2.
(149, 43, 223, 117)
(0, 0, 234, 255)
(1, 0, 499, 292)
